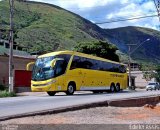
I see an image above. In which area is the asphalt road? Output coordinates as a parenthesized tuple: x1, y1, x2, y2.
(0, 89, 160, 119)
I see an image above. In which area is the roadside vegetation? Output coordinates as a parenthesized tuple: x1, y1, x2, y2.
(0, 84, 16, 98)
(74, 40, 119, 62)
(141, 64, 160, 82)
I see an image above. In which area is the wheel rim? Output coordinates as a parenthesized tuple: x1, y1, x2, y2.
(116, 85, 120, 92)
(111, 85, 115, 92)
(68, 85, 74, 93)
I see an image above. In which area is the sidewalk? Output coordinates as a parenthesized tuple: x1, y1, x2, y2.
(16, 88, 146, 97)
(16, 92, 47, 96)
(16, 91, 93, 96)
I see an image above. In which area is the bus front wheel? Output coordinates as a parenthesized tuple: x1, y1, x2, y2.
(66, 83, 75, 95)
(47, 91, 56, 96)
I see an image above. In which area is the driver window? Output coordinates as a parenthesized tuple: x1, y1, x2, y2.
(55, 60, 66, 76)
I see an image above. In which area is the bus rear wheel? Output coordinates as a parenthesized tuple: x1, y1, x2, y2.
(110, 84, 115, 93)
(115, 84, 120, 92)
(47, 91, 56, 96)
(66, 83, 75, 95)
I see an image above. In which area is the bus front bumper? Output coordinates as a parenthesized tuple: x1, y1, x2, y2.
(31, 79, 56, 92)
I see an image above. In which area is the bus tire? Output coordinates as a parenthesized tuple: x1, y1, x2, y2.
(110, 83, 115, 93)
(115, 83, 120, 92)
(66, 82, 75, 95)
(47, 91, 56, 96)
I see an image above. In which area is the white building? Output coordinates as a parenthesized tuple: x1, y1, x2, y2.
(131, 71, 156, 88)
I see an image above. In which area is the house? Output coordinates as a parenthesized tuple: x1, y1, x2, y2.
(131, 71, 156, 88)
(127, 62, 155, 88)
(0, 45, 35, 86)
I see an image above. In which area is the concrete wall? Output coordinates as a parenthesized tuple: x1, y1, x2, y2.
(0, 55, 35, 86)
(131, 71, 155, 87)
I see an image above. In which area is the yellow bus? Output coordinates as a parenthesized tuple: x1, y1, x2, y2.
(28, 51, 127, 96)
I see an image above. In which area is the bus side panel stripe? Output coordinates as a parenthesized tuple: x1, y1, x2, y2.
(80, 86, 110, 90)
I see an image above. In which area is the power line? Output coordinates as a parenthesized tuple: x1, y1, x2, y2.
(95, 14, 158, 24)
(87, 11, 157, 20)
(153, 0, 160, 22)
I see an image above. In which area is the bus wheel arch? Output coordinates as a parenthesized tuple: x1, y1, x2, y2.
(47, 91, 56, 96)
(110, 83, 115, 92)
(115, 83, 120, 92)
(66, 81, 76, 95)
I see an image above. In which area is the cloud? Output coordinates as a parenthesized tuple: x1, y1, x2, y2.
(57, 0, 106, 8)
(103, 0, 158, 29)
(31, 0, 113, 8)
(30, 0, 159, 30)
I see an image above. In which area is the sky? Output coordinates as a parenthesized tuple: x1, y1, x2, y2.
(31, 0, 159, 30)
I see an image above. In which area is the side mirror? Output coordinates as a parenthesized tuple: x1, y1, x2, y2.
(50, 58, 64, 68)
(26, 62, 35, 71)
(51, 59, 57, 68)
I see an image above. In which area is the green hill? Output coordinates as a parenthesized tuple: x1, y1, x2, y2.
(0, 0, 106, 53)
(0, 0, 160, 64)
(105, 26, 160, 63)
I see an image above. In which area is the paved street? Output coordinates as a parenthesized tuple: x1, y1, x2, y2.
(0, 89, 160, 119)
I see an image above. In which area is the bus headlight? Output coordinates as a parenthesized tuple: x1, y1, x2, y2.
(46, 80, 56, 85)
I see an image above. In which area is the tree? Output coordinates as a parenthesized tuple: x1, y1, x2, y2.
(142, 65, 160, 82)
(155, 66, 160, 82)
(74, 41, 119, 62)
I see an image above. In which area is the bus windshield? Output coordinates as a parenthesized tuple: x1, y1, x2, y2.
(32, 56, 55, 81)
(32, 54, 71, 81)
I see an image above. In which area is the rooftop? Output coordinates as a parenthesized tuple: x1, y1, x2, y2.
(0, 46, 36, 59)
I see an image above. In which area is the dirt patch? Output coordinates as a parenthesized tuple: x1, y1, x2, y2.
(1, 115, 68, 124)
(144, 105, 160, 114)
(116, 107, 148, 120)
(116, 105, 160, 121)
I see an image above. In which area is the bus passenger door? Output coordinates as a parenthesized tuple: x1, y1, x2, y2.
(66, 56, 85, 90)
(54, 60, 66, 91)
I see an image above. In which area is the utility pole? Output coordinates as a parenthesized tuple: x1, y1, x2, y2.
(9, 0, 14, 93)
(127, 38, 150, 89)
(126, 44, 136, 89)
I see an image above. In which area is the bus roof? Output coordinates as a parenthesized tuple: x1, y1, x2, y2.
(38, 51, 74, 58)
(38, 50, 126, 66)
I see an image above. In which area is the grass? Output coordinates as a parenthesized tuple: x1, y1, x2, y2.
(0, 90, 16, 98)
(0, 0, 99, 53)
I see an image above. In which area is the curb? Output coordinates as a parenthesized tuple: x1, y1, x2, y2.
(0, 95, 160, 121)
(108, 95, 160, 107)
(0, 101, 109, 121)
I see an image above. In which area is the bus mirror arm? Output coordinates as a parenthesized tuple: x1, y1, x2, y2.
(51, 59, 57, 68)
(50, 58, 64, 68)
(26, 62, 35, 71)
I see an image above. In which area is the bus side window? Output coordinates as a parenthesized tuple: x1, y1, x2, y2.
(82, 58, 93, 69)
(70, 56, 80, 70)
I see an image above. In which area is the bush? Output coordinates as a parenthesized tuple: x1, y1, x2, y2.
(0, 90, 16, 98)
(74, 41, 120, 62)
(0, 84, 5, 91)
